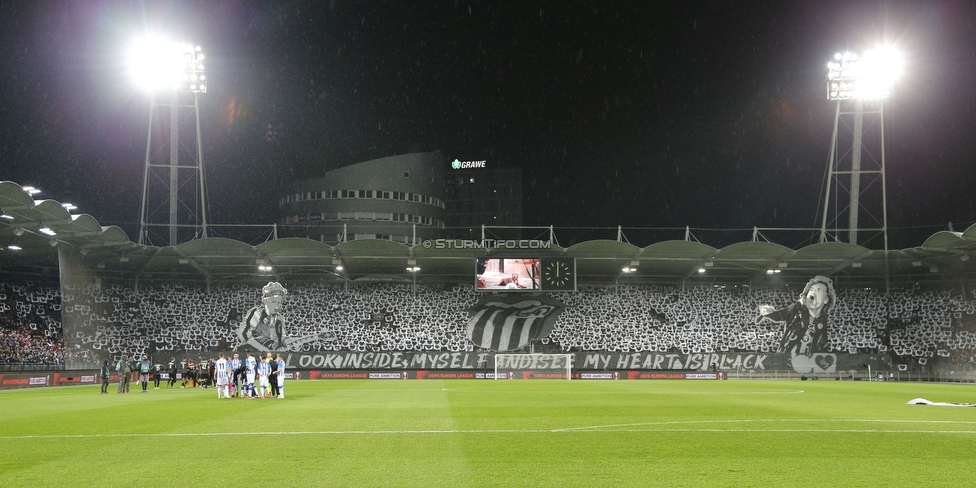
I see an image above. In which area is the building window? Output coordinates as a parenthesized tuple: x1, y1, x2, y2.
(404, 171, 410, 178)
(290, 188, 445, 209)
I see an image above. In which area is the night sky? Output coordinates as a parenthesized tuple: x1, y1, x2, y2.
(2, 0, 975, 249)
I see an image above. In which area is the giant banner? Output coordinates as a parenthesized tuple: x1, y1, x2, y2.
(288, 350, 886, 373)
(56, 247, 976, 374)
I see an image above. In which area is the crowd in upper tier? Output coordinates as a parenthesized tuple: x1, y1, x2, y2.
(3, 279, 976, 369)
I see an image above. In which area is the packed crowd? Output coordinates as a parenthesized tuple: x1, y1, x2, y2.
(4, 279, 976, 368)
(0, 282, 63, 365)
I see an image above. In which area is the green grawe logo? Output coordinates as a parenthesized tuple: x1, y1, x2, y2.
(451, 159, 487, 169)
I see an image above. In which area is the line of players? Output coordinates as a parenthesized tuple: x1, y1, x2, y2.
(217, 352, 285, 399)
(161, 352, 286, 398)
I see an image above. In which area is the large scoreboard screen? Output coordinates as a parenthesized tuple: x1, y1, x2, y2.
(475, 257, 575, 292)
(475, 258, 540, 291)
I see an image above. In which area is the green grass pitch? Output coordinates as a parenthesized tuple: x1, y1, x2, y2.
(1, 379, 974, 486)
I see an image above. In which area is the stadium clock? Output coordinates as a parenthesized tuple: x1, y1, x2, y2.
(541, 258, 576, 291)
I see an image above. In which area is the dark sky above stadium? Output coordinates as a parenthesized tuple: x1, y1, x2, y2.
(1, 0, 975, 248)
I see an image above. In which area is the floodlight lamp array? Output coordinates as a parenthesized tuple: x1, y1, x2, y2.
(185, 44, 207, 93)
(130, 39, 207, 93)
(826, 49, 900, 100)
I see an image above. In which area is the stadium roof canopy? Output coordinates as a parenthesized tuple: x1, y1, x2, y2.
(3, 181, 976, 287)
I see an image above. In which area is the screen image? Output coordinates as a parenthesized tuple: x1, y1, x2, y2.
(476, 258, 540, 291)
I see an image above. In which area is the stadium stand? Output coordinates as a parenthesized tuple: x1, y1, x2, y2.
(0, 281, 64, 365)
(38, 282, 976, 367)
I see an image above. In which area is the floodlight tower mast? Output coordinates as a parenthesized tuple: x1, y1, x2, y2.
(134, 41, 209, 246)
(819, 50, 899, 251)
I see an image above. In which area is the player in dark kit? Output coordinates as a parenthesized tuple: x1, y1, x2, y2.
(185, 359, 197, 388)
(229, 353, 243, 398)
(167, 358, 178, 388)
(151, 363, 162, 389)
(200, 358, 210, 388)
(207, 358, 216, 389)
(180, 357, 189, 388)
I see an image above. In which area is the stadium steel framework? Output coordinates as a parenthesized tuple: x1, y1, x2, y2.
(134, 42, 209, 247)
(4, 181, 976, 290)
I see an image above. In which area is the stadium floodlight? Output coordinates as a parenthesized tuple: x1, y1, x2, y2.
(22, 186, 40, 196)
(134, 36, 210, 246)
(129, 38, 207, 93)
(827, 47, 901, 100)
(821, 45, 899, 273)
(38, 227, 56, 236)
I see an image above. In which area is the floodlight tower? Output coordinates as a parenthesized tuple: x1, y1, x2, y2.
(819, 48, 900, 250)
(132, 39, 209, 246)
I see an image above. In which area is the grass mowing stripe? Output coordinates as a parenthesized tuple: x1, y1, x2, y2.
(7, 417, 976, 439)
(4, 426, 976, 440)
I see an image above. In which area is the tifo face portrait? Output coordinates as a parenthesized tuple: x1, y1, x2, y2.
(805, 283, 829, 311)
(263, 295, 284, 315)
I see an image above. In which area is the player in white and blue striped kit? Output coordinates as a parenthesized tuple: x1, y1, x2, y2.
(256, 356, 272, 398)
(214, 353, 231, 399)
(244, 351, 257, 399)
